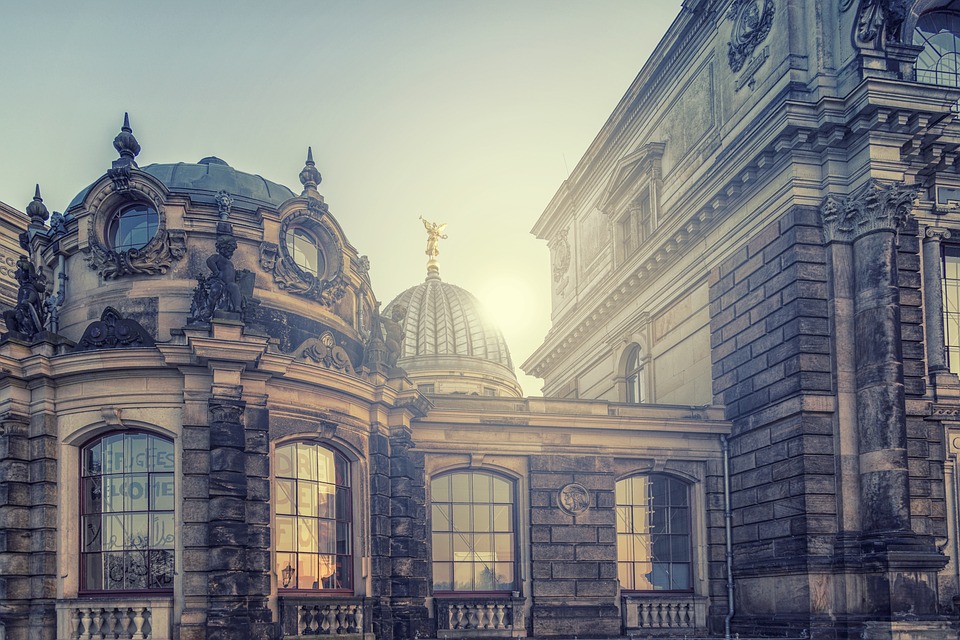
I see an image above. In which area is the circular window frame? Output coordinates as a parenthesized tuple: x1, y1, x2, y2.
(108, 203, 161, 253)
(278, 209, 343, 284)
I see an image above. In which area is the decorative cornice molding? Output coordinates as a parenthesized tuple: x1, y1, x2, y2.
(819, 179, 917, 243)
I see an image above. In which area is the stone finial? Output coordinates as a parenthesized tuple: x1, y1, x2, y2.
(112, 112, 141, 168)
(25, 184, 49, 226)
(819, 179, 917, 244)
(299, 147, 322, 195)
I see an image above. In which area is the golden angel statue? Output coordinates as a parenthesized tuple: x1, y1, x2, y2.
(420, 216, 448, 258)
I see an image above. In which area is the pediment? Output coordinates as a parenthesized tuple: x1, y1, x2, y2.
(598, 142, 665, 215)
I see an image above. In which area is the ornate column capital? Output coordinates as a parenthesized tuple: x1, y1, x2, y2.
(819, 179, 917, 244)
(925, 226, 953, 242)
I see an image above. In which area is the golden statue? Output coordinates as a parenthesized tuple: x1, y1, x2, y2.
(420, 216, 447, 275)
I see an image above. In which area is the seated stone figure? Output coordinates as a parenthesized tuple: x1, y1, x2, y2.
(3, 256, 47, 338)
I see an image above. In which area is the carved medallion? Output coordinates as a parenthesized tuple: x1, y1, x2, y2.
(727, 0, 775, 72)
(550, 228, 571, 297)
(557, 483, 591, 515)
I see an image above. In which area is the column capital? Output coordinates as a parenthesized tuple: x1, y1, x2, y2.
(820, 179, 917, 243)
(925, 226, 952, 242)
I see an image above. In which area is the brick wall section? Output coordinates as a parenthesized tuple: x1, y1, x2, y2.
(899, 220, 947, 540)
(528, 455, 620, 638)
(709, 207, 838, 570)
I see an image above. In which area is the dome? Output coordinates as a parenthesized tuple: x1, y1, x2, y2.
(384, 272, 522, 398)
(67, 157, 296, 212)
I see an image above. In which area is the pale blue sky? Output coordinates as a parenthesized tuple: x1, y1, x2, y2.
(0, 1, 684, 394)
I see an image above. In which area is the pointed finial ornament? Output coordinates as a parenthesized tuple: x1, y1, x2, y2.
(420, 216, 448, 278)
(299, 146, 322, 195)
(26, 184, 50, 226)
(112, 112, 141, 168)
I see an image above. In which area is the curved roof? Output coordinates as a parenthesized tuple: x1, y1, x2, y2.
(68, 157, 296, 211)
(384, 273, 521, 396)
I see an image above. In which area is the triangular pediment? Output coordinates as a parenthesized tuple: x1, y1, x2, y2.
(599, 141, 665, 214)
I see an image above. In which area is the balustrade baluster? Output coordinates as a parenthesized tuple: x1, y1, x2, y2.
(130, 606, 146, 640)
(493, 603, 506, 629)
(351, 604, 362, 633)
(79, 608, 93, 640)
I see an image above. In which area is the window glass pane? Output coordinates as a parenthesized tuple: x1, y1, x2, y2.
(453, 562, 473, 591)
(492, 504, 512, 532)
(276, 444, 295, 478)
(453, 504, 471, 531)
(83, 478, 102, 514)
(111, 205, 159, 252)
(83, 442, 102, 476)
(473, 474, 492, 502)
(276, 442, 352, 591)
(433, 533, 452, 560)
(475, 564, 495, 590)
(149, 550, 174, 589)
(150, 513, 175, 549)
(151, 474, 174, 511)
(102, 434, 124, 475)
(433, 562, 452, 590)
(492, 477, 510, 503)
(452, 473, 470, 499)
(432, 476, 451, 502)
(433, 504, 451, 531)
(83, 515, 102, 552)
(495, 563, 514, 590)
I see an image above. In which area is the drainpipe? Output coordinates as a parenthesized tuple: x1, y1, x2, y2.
(721, 434, 734, 640)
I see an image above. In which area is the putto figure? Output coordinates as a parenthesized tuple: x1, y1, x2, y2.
(3, 255, 48, 338)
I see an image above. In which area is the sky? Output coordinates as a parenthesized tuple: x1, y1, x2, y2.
(0, 1, 684, 395)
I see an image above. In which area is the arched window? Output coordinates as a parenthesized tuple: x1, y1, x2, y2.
(80, 431, 175, 592)
(616, 474, 691, 591)
(109, 204, 159, 252)
(286, 228, 325, 278)
(914, 11, 960, 88)
(431, 470, 516, 592)
(275, 442, 352, 591)
(625, 344, 645, 404)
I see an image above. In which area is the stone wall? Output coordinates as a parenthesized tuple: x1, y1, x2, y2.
(528, 455, 620, 638)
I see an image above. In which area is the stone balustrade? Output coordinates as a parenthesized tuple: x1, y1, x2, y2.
(279, 596, 371, 637)
(622, 593, 706, 633)
(435, 597, 526, 638)
(56, 597, 173, 640)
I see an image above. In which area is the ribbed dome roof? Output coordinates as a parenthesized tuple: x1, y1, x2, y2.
(384, 273, 521, 397)
(67, 157, 296, 212)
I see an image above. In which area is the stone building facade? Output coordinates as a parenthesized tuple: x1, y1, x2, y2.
(523, 0, 960, 637)
(0, 117, 728, 640)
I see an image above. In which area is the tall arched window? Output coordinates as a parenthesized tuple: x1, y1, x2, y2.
(625, 344, 645, 404)
(914, 11, 960, 88)
(431, 470, 516, 592)
(80, 431, 175, 592)
(616, 474, 691, 591)
(275, 442, 352, 591)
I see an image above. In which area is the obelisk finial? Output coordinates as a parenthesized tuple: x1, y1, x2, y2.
(420, 216, 448, 278)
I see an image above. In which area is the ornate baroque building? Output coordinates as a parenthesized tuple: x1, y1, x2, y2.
(6, 1, 960, 639)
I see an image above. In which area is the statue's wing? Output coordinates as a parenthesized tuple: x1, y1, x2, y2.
(437, 224, 447, 233)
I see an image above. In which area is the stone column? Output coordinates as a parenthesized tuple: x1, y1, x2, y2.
(923, 227, 951, 375)
(206, 398, 249, 640)
(822, 180, 915, 536)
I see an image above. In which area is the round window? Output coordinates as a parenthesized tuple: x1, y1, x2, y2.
(286, 228, 325, 277)
(109, 204, 159, 252)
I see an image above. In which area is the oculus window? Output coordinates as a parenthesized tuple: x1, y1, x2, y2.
(275, 442, 352, 591)
(80, 432, 175, 592)
(616, 474, 691, 591)
(286, 228, 324, 278)
(431, 471, 516, 592)
(109, 204, 159, 252)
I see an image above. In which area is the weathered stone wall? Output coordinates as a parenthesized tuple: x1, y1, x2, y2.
(528, 455, 620, 638)
(709, 206, 839, 633)
(0, 412, 57, 640)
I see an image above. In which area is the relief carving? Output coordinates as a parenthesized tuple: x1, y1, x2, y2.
(550, 228, 571, 298)
(293, 332, 357, 376)
(73, 307, 156, 352)
(727, 0, 775, 72)
(842, 0, 910, 46)
(264, 208, 346, 307)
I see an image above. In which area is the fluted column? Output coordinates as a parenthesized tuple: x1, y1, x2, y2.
(923, 227, 951, 374)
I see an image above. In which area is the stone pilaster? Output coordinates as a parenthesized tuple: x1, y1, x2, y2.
(180, 412, 212, 640)
(387, 430, 431, 640)
(923, 227, 951, 374)
(206, 398, 250, 640)
(244, 406, 273, 638)
(528, 455, 619, 638)
(368, 431, 393, 640)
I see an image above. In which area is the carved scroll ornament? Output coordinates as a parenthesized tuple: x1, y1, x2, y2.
(72, 307, 156, 352)
(727, 0, 775, 72)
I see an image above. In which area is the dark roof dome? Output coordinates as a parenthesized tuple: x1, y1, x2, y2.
(67, 157, 296, 212)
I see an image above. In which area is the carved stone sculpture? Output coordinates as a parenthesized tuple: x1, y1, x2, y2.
(843, 0, 910, 46)
(188, 234, 244, 323)
(382, 304, 405, 368)
(727, 0, 775, 72)
(3, 256, 47, 339)
(73, 307, 156, 352)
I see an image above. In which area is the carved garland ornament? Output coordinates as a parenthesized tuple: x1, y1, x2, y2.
(727, 0, 775, 72)
(819, 179, 917, 244)
(550, 228, 571, 297)
(260, 206, 346, 307)
(85, 177, 186, 280)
